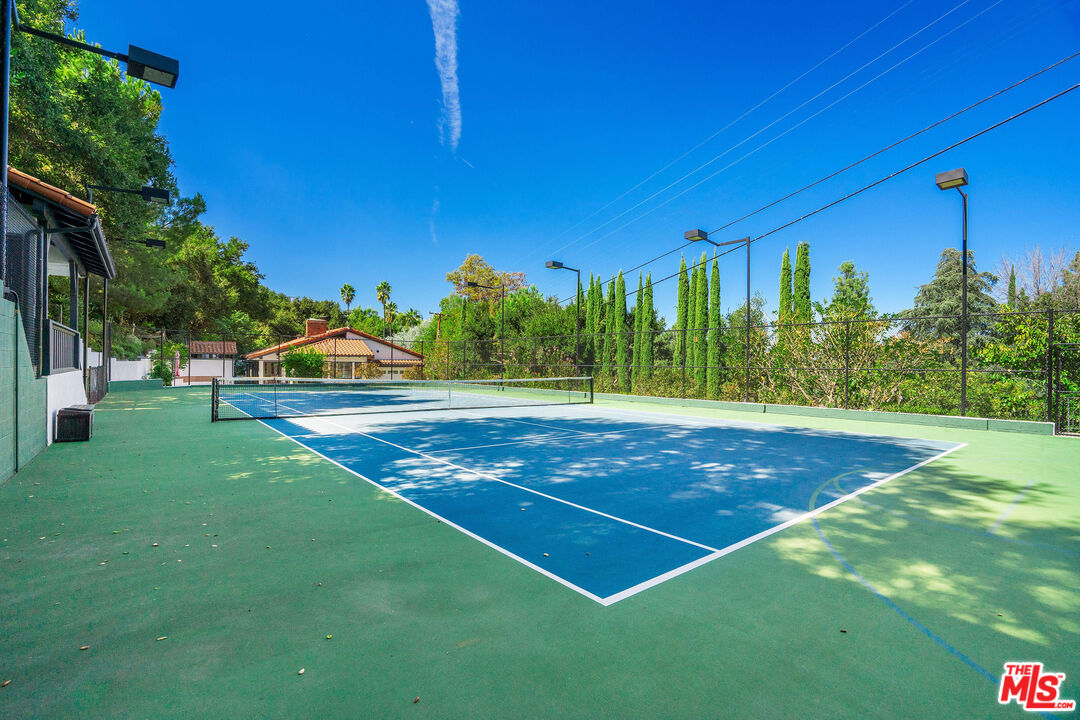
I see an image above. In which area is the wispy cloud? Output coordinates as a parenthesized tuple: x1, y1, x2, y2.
(426, 0, 462, 152)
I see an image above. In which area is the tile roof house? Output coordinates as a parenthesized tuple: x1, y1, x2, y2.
(245, 319, 424, 379)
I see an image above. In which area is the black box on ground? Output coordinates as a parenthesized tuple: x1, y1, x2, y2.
(55, 405, 94, 442)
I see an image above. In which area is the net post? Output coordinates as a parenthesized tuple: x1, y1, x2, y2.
(211, 377, 218, 422)
(588, 374, 593, 403)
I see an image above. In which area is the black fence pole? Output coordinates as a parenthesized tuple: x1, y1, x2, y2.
(1047, 308, 1055, 425)
(844, 320, 851, 409)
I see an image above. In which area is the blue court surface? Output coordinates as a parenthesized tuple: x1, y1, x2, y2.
(254, 403, 961, 605)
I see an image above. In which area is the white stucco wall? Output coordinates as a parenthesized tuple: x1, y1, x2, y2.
(45, 370, 88, 446)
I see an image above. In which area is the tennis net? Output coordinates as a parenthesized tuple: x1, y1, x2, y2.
(211, 376, 593, 421)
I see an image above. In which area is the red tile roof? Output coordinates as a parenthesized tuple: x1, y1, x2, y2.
(246, 327, 424, 360)
(189, 341, 237, 355)
(7, 166, 97, 217)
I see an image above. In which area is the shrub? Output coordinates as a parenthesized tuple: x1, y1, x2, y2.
(282, 347, 325, 378)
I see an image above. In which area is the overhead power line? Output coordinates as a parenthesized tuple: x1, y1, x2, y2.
(545, 0, 979, 263)
(530, 0, 916, 259)
(564, 79, 1080, 304)
(566, 0, 1007, 259)
(558, 48, 1080, 302)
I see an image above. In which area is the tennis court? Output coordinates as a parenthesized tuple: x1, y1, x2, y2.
(4, 385, 1078, 718)
(216, 377, 961, 604)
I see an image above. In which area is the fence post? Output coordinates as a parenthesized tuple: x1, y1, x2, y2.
(420, 339, 425, 380)
(1047, 308, 1055, 425)
(844, 320, 851, 409)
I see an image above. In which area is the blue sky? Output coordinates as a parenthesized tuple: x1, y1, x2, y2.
(74, 0, 1080, 322)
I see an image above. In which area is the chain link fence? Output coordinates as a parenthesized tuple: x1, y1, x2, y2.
(97, 308, 1080, 432)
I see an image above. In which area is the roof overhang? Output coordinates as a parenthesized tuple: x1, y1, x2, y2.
(7, 167, 116, 279)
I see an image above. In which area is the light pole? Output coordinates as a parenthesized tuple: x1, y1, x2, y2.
(935, 168, 969, 416)
(0, 3, 178, 291)
(545, 260, 581, 372)
(686, 229, 753, 403)
(465, 280, 506, 380)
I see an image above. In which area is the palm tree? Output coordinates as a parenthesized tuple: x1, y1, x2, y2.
(401, 308, 423, 329)
(375, 281, 392, 335)
(340, 283, 355, 314)
(384, 301, 398, 337)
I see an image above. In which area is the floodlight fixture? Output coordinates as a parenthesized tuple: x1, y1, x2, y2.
(935, 168, 969, 191)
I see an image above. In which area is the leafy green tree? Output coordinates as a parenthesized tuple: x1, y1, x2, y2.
(818, 261, 873, 320)
(674, 256, 689, 367)
(1055, 251, 1080, 309)
(707, 256, 722, 399)
(794, 242, 812, 323)
(446, 254, 527, 303)
(282, 347, 325, 378)
(340, 283, 355, 313)
(615, 271, 629, 392)
(1007, 267, 1017, 308)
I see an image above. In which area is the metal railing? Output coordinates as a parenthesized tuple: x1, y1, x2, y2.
(45, 319, 80, 374)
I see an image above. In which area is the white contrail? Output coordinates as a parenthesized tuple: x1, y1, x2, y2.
(426, 0, 462, 151)
(429, 196, 440, 244)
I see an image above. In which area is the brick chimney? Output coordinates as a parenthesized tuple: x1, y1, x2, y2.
(305, 318, 328, 337)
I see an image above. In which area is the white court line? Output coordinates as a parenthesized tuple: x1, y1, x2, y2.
(425, 423, 669, 454)
(452, 406, 619, 437)
(244, 397, 965, 605)
(581, 401, 965, 445)
(600, 441, 968, 605)
(290, 412, 718, 553)
(252, 417, 610, 604)
(986, 480, 1036, 535)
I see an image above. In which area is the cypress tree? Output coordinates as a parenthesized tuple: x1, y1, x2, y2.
(603, 277, 616, 378)
(615, 271, 630, 393)
(793, 241, 812, 323)
(707, 255, 722, 399)
(674, 256, 689, 366)
(575, 275, 584, 366)
(693, 253, 709, 386)
(688, 259, 698, 340)
(595, 276, 605, 365)
(632, 272, 644, 388)
(642, 273, 655, 378)
(1007, 266, 1017, 308)
(779, 248, 793, 326)
(584, 274, 595, 369)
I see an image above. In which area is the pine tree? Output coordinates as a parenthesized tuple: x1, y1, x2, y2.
(779, 248, 793, 326)
(674, 256, 689, 366)
(632, 272, 644, 388)
(642, 273, 655, 378)
(707, 255, 722, 399)
(793, 241, 812, 323)
(693, 253, 709, 387)
(1007, 266, 1017, 308)
(615, 271, 630, 393)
